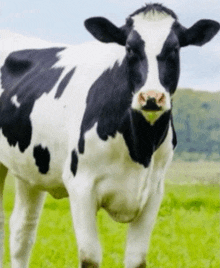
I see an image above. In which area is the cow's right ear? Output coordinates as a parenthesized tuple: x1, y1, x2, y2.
(179, 19, 220, 47)
(84, 17, 127, 46)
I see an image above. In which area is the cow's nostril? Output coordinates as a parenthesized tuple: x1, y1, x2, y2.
(138, 92, 147, 106)
(158, 93, 165, 104)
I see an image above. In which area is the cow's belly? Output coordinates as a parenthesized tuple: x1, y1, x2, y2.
(2, 153, 67, 199)
(0, 128, 69, 198)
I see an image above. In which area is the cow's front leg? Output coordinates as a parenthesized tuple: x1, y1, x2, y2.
(125, 133, 174, 268)
(65, 175, 101, 268)
(124, 179, 164, 268)
(10, 179, 46, 268)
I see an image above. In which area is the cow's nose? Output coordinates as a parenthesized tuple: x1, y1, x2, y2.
(138, 91, 166, 110)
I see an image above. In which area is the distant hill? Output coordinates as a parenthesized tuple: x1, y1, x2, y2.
(172, 89, 220, 159)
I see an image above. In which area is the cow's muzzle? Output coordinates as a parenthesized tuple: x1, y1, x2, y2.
(138, 91, 166, 112)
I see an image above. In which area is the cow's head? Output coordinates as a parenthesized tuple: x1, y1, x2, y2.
(85, 4, 219, 124)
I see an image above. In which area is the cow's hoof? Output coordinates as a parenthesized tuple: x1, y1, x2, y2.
(81, 261, 99, 268)
(136, 262, 146, 268)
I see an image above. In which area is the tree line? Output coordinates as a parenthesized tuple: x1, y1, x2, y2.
(172, 89, 220, 161)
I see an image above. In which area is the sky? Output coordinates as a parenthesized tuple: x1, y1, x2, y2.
(0, 0, 219, 92)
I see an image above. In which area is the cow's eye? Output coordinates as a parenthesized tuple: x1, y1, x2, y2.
(158, 47, 179, 61)
(162, 47, 179, 62)
(126, 46, 134, 57)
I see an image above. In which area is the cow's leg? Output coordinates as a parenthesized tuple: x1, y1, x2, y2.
(125, 129, 174, 268)
(124, 177, 165, 268)
(0, 164, 8, 268)
(65, 174, 101, 268)
(10, 179, 46, 268)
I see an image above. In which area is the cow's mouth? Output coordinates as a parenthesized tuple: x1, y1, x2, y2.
(141, 103, 162, 112)
(141, 97, 163, 112)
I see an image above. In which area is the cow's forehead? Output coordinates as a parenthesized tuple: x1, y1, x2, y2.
(132, 12, 176, 55)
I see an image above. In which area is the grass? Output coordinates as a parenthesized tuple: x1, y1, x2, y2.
(2, 161, 220, 267)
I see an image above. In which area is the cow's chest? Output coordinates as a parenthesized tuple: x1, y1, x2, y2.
(79, 127, 153, 223)
(96, 171, 152, 223)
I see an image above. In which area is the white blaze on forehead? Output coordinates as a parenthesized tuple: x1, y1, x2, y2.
(133, 12, 175, 53)
(131, 12, 175, 117)
(133, 12, 175, 85)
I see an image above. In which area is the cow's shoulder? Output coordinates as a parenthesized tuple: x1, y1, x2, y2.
(78, 60, 130, 153)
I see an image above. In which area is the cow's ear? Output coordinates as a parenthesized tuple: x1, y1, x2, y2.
(180, 19, 220, 47)
(84, 17, 127, 46)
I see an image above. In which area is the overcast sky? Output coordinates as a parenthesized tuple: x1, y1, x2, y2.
(0, 0, 219, 91)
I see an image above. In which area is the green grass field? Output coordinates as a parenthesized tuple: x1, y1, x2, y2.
(2, 161, 220, 268)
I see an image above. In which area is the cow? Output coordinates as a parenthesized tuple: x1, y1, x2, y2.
(0, 3, 219, 268)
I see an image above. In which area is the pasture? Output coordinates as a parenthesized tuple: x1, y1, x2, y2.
(2, 161, 220, 268)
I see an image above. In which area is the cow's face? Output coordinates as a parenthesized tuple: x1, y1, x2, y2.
(85, 4, 219, 123)
(124, 12, 179, 123)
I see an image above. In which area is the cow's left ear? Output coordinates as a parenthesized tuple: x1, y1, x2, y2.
(180, 19, 220, 47)
(84, 17, 127, 46)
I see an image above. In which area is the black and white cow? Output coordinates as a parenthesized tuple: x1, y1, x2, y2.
(0, 3, 219, 268)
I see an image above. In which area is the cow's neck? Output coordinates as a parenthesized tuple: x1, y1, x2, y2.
(78, 59, 130, 154)
(119, 109, 171, 167)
